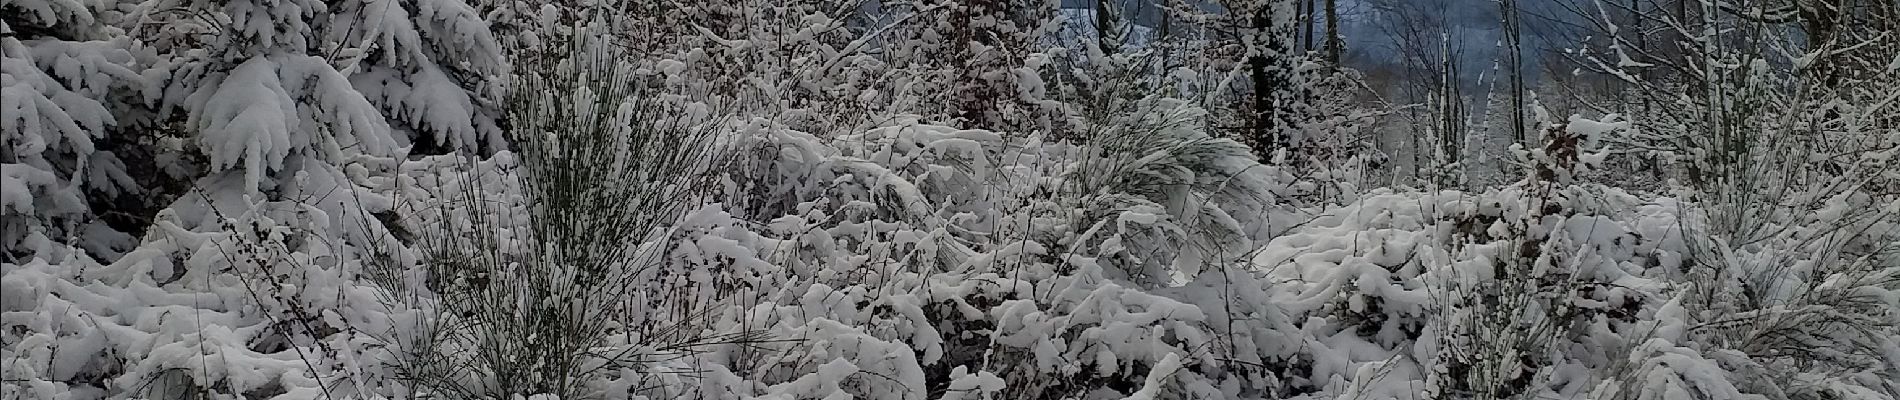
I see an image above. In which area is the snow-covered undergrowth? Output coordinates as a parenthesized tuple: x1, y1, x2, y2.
(19, 99, 1894, 400)
(381, 108, 1893, 399)
(6, 1, 1899, 399)
(1256, 187, 1898, 399)
(1246, 119, 1900, 399)
(570, 98, 1313, 399)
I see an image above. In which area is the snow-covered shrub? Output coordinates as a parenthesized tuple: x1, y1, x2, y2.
(361, 17, 739, 398)
(1601, 158, 1900, 400)
(1276, 62, 1387, 205)
(594, 0, 984, 139)
(1423, 115, 1627, 399)
(1243, 112, 1899, 400)
(1245, 115, 1649, 399)
(1563, 26, 1900, 396)
(1550, 5, 1900, 398)
(1248, 182, 1700, 400)
(607, 94, 1320, 399)
(1579, 199, 1900, 400)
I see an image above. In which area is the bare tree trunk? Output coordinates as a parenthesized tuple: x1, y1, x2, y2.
(1501, 0, 1526, 144)
(1096, 0, 1118, 55)
(1631, 0, 1664, 181)
(949, 0, 1023, 131)
(1440, 28, 1464, 185)
(1245, 0, 1301, 158)
(1324, 0, 1342, 63)
(1252, 10, 1280, 150)
(1302, 0, 1316, 52)
(1159, 0, 1171, 40)
(1157, 0, 1172, 76)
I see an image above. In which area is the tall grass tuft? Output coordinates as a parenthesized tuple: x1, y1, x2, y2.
(369, 8, 737, 399)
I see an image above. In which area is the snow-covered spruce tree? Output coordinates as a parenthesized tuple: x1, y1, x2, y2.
(328, 0, 508, 155)
(1, 0, 149, 264)
(122, 0, 506, 159)
(2, 2, 156, 398)
(4, 0, 507, 397)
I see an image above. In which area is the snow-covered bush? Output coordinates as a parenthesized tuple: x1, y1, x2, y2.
(1558, 12, 1900, 395)
(593, 92, 1322, 399)
(1248, 114, 1899, 400)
